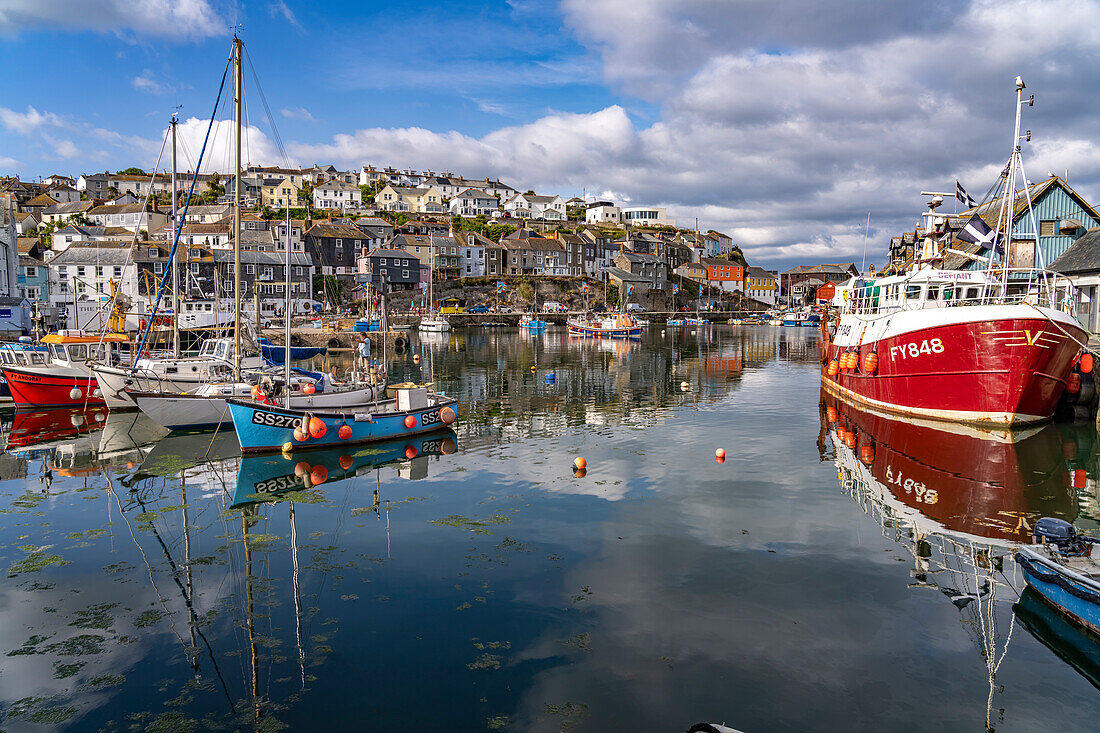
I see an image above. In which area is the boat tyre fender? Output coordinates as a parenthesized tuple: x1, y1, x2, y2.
(394, 336, 409, 350)
(289, 334, 303, 347)
(327, 337, 342, 349)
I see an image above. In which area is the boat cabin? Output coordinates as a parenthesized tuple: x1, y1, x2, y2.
(0, 342, 48, 367)
(41, 332, 130, 366)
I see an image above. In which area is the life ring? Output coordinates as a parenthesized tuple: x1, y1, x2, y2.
(289, 334, 303, 347)
(327, 337, 342, 349)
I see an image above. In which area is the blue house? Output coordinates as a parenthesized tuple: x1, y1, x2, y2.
(17, 254, 49, 304)
(945, 175, 1100, 271)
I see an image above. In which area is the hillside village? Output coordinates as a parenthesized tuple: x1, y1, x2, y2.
(1, 163, 1099, 334)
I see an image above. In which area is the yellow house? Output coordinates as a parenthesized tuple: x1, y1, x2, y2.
(376, 185, 446, 214)
(260, 176, 301, 209)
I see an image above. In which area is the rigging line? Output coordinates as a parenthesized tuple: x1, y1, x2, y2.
(243, 47, 292, 168)
(134, 52, 233, 365)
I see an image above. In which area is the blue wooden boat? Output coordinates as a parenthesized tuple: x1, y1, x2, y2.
(230, 429, 457, 507)
(1015, 586, 1100, 692)
(1017, 518, 1100, 636)
(257, 337, 326, 364)
(227, 386, 458, 453)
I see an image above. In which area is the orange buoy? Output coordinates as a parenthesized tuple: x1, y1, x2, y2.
(404, 414, 417, 429)
(827, 360, 839, 376)
(715, 448, 726, 459)
(863, 352, 878, 374)
(860, 445, 875, 465)
(293, 427, 307, 442)
(250, 385, 262, 400)
(573, 456, 587, 470)
(439, 405, 456, 425)
(1068, 373, 1082, 394)
(826, 406, 838, 423)
(405, 445, 418, 459)
(338, 424, 353, 440)
(302, 383, 316, 395)
(308, 416, 327, 439)
(310, 465, 328, 485)
(843, 432, 856, 449)
(339, 455, 353, 470)
(1082, 353, 1094, 374)
(294, 461, 311, 477)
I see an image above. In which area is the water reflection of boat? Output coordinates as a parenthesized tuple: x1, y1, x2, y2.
(1015, 586, 1100, 691)
(4, 404, 109, 452)
(822, 390, 1078, 728)
(232, 430, 456, 507)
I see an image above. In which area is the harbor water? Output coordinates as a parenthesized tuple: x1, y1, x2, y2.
(1, 325, 1099, 731)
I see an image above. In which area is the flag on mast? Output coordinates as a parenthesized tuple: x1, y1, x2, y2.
(956, 214, 1002, 254)
(956, 180, 978, 210)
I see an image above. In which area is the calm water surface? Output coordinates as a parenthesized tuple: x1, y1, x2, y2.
(1, 325, 1099, 731)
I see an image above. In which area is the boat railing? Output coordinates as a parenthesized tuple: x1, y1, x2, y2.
(844, 268, 1081, 319)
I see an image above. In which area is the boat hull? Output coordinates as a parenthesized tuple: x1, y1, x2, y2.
(824, 307, 1085, 425)
(227, 395, 458, 453)
(0, 365, 104, 408)
(1018, 547, 1100, 637)
(133, 383, 384, 431)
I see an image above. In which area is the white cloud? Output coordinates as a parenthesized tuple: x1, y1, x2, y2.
(51, 138, 81, 158)
(132, 70, 169, 95)
(269, 0, 302, 30)
(0, 156, 20, 169)
(0, 105, 64, 134)
(0, 0, 224, 40)
(280, 107, 315, 122)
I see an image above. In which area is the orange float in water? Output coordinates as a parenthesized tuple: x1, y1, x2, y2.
(310, 465, 328, 485)
(573, 456, 587, 470)
(1073, 469, 1088, 489)
(574, 466, 587, 477)
(715, 455, 725, 464)
(843, 432, 857, 449)
(863, 352, 878, 374)
(404, 414, 417, 429)
(1067, 373, 1082, 394)
(339, 455, 353, 470)
(405, 445, 418, 459)
(308, 416, 327, 439)
(338, 424, 353, 440)
(715, 448, 726, 459)
(302, 383, 316, 395)
(1082, 353, 1094, 374)
(860, 445, 875, 465)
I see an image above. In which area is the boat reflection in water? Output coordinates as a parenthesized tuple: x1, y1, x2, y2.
(820, 389, 1079, 729)
(1014, 587, 1100, 692)
(232, 429, 458, 507)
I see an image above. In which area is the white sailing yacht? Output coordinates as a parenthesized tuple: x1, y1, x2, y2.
(418, 232, 451, 332)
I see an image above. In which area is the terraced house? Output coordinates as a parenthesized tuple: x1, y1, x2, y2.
(313, 179, 362, 211)
(376, 185, 445, 214)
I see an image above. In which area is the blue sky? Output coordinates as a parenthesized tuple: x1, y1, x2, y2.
(3, 0, 1100, 270)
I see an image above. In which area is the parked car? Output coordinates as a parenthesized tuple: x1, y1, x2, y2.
(498, 306, 513, 313)
(542, 301, 566, 313)
(467, 304, 490, 313)
(678, 305, 689, 311)
(626, 303, 647, 312)
(591, 304, 607, 313)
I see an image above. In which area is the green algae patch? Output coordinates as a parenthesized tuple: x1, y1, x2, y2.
(430, 513, 512, 535)
(45, 634, 106, 656)
(134, 609, 165, 628)
(71, 602, 118, 630)
(53, 660, 86, 679)
(467, 653, 502, 671)
(7, 696, 78, 724)
(8, 545, 70, 576)
(83, 673, 125, 690)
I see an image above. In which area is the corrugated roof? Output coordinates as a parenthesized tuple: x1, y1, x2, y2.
(1050, 227, 1100, 275)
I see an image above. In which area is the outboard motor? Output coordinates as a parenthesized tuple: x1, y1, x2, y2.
(1034, 517, 1092, 556)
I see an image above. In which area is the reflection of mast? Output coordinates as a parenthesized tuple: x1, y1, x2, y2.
(289, 502, 305, 689)
(242, 512, 261, 723)
(181, 470, 197, 668)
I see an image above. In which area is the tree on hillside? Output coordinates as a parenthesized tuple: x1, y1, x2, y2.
(118, 167, 147, 176)
(204, 172, 224, 204)
(299, 180, 314, 209)
(484, 223, 515, 242)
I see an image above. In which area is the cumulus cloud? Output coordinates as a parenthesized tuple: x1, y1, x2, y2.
(0, 0, 224, 40)
(132, 70, 169, 95)
(269, 0, 302, 29)
(0, 105, 65, 134)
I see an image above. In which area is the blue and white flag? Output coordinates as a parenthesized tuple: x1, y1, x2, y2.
(957, 214, 1001, 254)
(956, 180, 977, 210)
(581, 282, 589, 293)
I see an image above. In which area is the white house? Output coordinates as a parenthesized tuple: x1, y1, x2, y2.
(622, 206, 675, 227)
(503, 193, 566, 221)
(586, 202, 621, 224)
(313, 179, 362, 211)
(453, 231, 495, 277)
(49, 243, 141, 329)
(450, 188, 498, 217)
(88, 203, 167, 233)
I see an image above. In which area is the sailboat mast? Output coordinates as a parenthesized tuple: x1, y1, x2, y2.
(171, 115, 180, 357)
(233, 37, 243, 380)
(284, 207, 291, 406)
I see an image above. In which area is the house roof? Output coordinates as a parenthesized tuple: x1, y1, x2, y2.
(622, 251, 664, 264)
(306, 224, 368, 239)
(25, 193, 58, 207)
(453, 188, 496, 200)
(782, 263, 857, 276)
(603, 266, 650, 283)
(51, 242, 133, 265)
(43, 201, 95, 215)
(503, 227, 545, 240)
(88, 203, 152, 216)
(355, 217, 392, 228)
(745, 266, 774, 278)
(365, 247, 412, 258)
(316, 179, 359, 191)
(1050, 227, 1100, 275)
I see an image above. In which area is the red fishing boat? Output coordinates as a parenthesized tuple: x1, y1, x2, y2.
(822, 79, 1086, 426)
(0, 332, 131, 408)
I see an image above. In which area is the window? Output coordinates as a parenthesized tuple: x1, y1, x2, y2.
(245, 264, 255, 275)
(295, 266, 304, 276)
(191, 262, 199, 273)
(24, 266, 37, 278)
(77, 266, 85, 277)
(905, 284, 923, 300)
(264, 267, 274, 279)
(1039, 220, 1057, 236)
(113, 266, 122, 278)
(95, 266, 104, 277)
(148, 247, 158, 258)
(402, 270, 410, 279)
